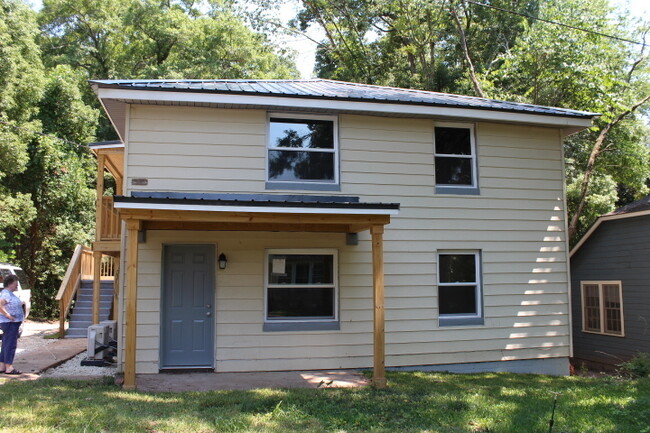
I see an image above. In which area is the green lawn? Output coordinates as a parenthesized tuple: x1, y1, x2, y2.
(0, 372, 648, 433)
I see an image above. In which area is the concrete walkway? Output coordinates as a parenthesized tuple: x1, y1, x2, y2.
(2, 336, 86, 382)
(2, 323, 369, 391)
(135, 370, 370, 392)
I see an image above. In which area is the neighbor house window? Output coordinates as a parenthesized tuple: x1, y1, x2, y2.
(434, 123, 478, 194)
(264, 249, 338, 331)
(266, 114, 339, 191)
(438, 251, 483, 326)
(581, 281, 624, 336)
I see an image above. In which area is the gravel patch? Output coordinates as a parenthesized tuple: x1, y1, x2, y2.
(40, 352, 116, 378)
(15, 320, 59, 354)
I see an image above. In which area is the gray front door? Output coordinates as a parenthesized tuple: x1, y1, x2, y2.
(161, 244, 215, 369)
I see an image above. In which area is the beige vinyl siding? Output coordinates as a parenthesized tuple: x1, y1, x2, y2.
(123, 105, 570, 373)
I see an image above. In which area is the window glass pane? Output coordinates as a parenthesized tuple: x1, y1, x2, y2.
(603, 284, 622, 334)
(583, 284, 601, 332)
(269, 255, 333, 285)
(269, 119, 334, 149)
(269, 150, 334, 181)
(435, 127, 472, 155)
(439, 254, 476, 283)
(435, 157, 472, 185)
(268, 287, 334, 318)
(439, 285, 477, 315)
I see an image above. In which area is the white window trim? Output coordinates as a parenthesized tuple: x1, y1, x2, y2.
(437, 250, 483, 323)
(264, 248, 339, 324)
(266, 113, 340, 189)
(433, 122, 478, 190)
(580, 280, 625, 337)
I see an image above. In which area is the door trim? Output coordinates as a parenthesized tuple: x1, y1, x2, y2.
(159, 243, 216, 370)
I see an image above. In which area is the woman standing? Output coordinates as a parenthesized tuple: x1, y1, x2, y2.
(0, 274, 24, 374)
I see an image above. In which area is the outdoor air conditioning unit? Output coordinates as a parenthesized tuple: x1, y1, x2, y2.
(81, 324, 111, 366)
(100, 320, 117, 341)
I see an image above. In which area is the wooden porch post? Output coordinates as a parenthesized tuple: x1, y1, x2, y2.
(92, 251, 102, 324)
(123, 219, 141, 390)
(371, 224, 387, 388)
(92, 154, 106, 325)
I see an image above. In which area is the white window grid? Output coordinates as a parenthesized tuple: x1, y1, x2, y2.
(264, 248, 339, 323)
(437, 250, 482, 319)
(266, 113, 339, 185)
(433, 122, 478, 188)
(580, 281, 625, 337)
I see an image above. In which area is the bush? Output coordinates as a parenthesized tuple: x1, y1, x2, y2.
(619, 352, 650, 378)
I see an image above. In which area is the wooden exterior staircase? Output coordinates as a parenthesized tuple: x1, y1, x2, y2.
(56, 245, 118, 338)
(56, 140, 124, 338)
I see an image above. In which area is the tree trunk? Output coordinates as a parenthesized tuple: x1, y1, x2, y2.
(568, 94, 650, 241)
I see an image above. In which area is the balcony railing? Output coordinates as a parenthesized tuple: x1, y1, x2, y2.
(100, 196, 121, 241)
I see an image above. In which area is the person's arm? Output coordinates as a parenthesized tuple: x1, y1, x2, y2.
(0, 297, 14, 321)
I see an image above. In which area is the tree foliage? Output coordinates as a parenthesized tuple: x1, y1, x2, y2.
(294, 0, 650, 244)
(39, 0, 297, 81)
(1, 0, 297, 318)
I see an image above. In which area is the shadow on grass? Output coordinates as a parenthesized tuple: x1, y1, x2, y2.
(0, 373, 648, 433)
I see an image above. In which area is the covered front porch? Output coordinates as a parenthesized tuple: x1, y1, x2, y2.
(114, 193, 399, 390)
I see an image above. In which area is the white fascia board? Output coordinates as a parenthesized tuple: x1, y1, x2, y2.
(569, 209, 650, 257)
(96, 87, 594, 130)
(113, 201, 400, 216)
(90, 143, 125, 150)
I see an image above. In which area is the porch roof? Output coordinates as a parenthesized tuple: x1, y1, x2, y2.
(113, 192, 399, 233)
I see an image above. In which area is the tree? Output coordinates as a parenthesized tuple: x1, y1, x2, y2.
(294, 0, 650, 244)
(294, 0, 537, 93)
(39, 0, 298, 81)
(487, 0, 650, 243)
(1, 1, 99, 317)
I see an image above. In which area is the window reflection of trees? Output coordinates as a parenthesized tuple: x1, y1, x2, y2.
(268, 120, 334, 181)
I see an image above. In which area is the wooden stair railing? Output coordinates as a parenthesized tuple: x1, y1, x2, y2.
(56, 245, 116, 337)
(100, 196, 121, 241)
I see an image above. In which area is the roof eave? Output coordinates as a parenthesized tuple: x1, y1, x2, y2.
(570, 209, 650, 257)
(93, 86, 595, 132)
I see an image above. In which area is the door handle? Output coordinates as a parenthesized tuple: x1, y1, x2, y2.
(206, 311, 212, 317)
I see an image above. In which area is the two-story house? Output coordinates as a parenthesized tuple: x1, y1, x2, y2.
(89, 79, 596, 389)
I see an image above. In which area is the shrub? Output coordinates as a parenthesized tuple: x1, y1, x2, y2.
(619, 352, 650, 378)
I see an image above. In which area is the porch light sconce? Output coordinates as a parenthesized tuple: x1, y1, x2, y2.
(218, 253, 228, 270)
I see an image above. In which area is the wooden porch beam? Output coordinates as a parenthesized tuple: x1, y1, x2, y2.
(371, 224, 386, 388)
(143, 220, 355, 233)
(123, 219, 141, 390)
(119, 208, 390, 227)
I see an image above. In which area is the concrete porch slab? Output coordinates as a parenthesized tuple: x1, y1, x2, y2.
(135, 370, 371, 392)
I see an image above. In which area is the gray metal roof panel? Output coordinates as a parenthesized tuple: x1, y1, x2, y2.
(90, 79, 597, 119)
(120, 192, 400, 210)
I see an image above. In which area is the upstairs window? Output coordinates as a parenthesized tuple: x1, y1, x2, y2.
(267, 115, 338, 191)
(581, 281, 624, 336)
(438, 251, 483, 326)
(434, 123, 478, 194)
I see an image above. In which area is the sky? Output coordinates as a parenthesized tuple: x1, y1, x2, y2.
(28, 0, 650, 79)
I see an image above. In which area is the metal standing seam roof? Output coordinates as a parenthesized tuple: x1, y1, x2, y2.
(90, 78, 597, 119)
(114, 192, 400, 211)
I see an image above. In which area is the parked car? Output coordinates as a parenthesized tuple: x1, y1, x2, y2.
(0, 263, 32, 338)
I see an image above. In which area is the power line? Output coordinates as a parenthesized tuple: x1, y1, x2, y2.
(465, 0, 648, 48)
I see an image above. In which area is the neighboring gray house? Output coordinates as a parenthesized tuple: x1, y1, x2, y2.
(570, 195, 650, 368)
